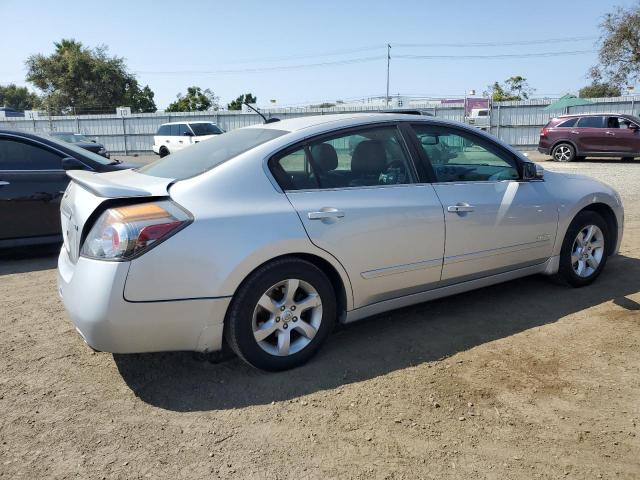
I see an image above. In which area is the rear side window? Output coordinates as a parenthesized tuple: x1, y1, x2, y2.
(0, 138, 63, 170)
(177, 124, 191, 135)
(271, 126, 416, 190)
(139, 128, 287, 180)
(556, 118, 578, 128)
(157, 125, 170, 135)
(577, 116, 604, 128)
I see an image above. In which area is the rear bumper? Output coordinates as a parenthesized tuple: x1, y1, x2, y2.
(152, 144, 160, 155)
(57, 248, 230, 353)
(538, 146, 550, 155)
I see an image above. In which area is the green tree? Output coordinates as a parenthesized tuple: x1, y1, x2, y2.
(227, 93, 257, 110)
(125, 82, 157, 113)
(166, 86, 219, 112)
(484, 76, 534, 101)
(590, 3, 640, 87)
(25, 38, 156, 114)
(0, 84, 40, 110)
(579, 82, 622, 98)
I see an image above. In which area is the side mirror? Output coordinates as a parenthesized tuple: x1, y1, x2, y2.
(523, 162, 544, 180)
(62, 157, 87, 171)
(90, 139, 97, 143)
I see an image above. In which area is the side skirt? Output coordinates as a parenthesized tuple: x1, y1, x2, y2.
(343, 257, 555, 324)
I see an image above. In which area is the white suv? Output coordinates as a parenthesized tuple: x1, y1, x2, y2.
(152, 121, 223, 157)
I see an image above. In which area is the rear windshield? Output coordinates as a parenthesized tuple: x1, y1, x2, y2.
(190, 123, 223, 136)
(138, 127, 287, 179)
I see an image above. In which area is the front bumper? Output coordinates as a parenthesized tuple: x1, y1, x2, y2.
(57, 248, 231, 353)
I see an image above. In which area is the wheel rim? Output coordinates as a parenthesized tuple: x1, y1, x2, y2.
(554, 146, 572, 161)
(571, 225, 605, 278)
(252, 279, 322, 356)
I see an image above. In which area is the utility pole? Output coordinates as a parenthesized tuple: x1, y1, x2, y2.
(386, 43, 391, 108)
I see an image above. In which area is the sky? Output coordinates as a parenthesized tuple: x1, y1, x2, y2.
(0, 0, 635, 109)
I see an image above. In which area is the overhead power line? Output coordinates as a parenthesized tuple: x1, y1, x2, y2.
(396, 50, 594, 60)
(394, 36, 597, 48)
(135, 49, 594, 76)
(135, 56, 384, 75)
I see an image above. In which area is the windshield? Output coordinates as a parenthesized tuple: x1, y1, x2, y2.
(42, 135, 114, 165)
(139, 127, 287, 179)
(190, 123, 223, 136)
(54, 133, 94, 143)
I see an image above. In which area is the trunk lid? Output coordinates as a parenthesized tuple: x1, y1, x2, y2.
(60, 169, 174, 263)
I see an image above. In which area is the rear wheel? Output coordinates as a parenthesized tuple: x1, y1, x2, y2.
(225, 257, 336, 371)
(552, 143, 575, 162)
(159, 146, 169, 158)
(555, 211, 609, 287)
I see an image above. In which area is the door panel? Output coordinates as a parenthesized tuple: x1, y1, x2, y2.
(433, 181, 558, 281)
(286, 185, 445, 307)
(0, 171, 68, 240)
(0, 137, 68, 240)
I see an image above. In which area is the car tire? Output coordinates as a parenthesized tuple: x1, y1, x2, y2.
(555, 211, 609, 287)
(552, 143, 575, 162)
(159, 147, 169, 158)
(225, 257, 336, 371)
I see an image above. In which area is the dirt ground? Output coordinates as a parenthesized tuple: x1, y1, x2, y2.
(1, 156, 639, 479)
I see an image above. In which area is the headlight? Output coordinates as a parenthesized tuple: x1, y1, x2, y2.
(98, 147, 106, 153)
(81, 200, 192, 260)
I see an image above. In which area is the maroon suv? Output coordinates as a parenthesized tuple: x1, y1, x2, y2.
(538, 113, 640, 162)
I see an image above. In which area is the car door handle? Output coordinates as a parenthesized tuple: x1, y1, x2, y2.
(570, 130, 580, 134)
(447, 203, 475, 213)
(308, 209, 345, 220)
(605, 131, 615, 135)
(0, 181, 9, 187)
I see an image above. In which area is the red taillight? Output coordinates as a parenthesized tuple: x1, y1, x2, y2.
(540, 127, 549, 137)
(81, 201, 192, 260)
(137, 221, 183, 246)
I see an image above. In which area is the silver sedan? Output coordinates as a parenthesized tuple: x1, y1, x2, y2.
(57, 114, 624, 371)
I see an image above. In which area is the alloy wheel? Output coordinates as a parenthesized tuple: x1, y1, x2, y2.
(252, 279, 323, 356)
(571, 225, 605, 278)
(554, 145, 572, 161)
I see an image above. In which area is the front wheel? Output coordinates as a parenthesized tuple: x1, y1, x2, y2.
(225, 258, 336, 371)
(552, 143, 575, 162)
(555, 211, 609, 287)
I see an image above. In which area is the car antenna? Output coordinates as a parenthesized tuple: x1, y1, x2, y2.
(243, 102, 280, 124)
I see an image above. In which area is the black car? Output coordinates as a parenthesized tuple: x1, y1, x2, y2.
(50, 132, 110, 158)
(0, 130, 134, 248)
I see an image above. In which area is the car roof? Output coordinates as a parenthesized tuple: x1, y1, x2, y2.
(557, 113, 632, 118)
(254, 112, 478, 133)
(159, 120, 217, 126)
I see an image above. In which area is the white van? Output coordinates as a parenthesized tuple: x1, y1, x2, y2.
(152, 121, 224, 157)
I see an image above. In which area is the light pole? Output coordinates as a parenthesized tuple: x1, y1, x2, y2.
(386, 44, 391, 108)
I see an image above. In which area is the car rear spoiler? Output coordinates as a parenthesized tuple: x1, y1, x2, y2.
(66, 170, 171, 198)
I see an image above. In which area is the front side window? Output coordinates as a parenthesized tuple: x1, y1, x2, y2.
(0, 139, 63, 170)
(271, 126, 416, 190)
(577, 116, 604, 128)
(190, 123, 223, 136)
(412, 125, 519, 182)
